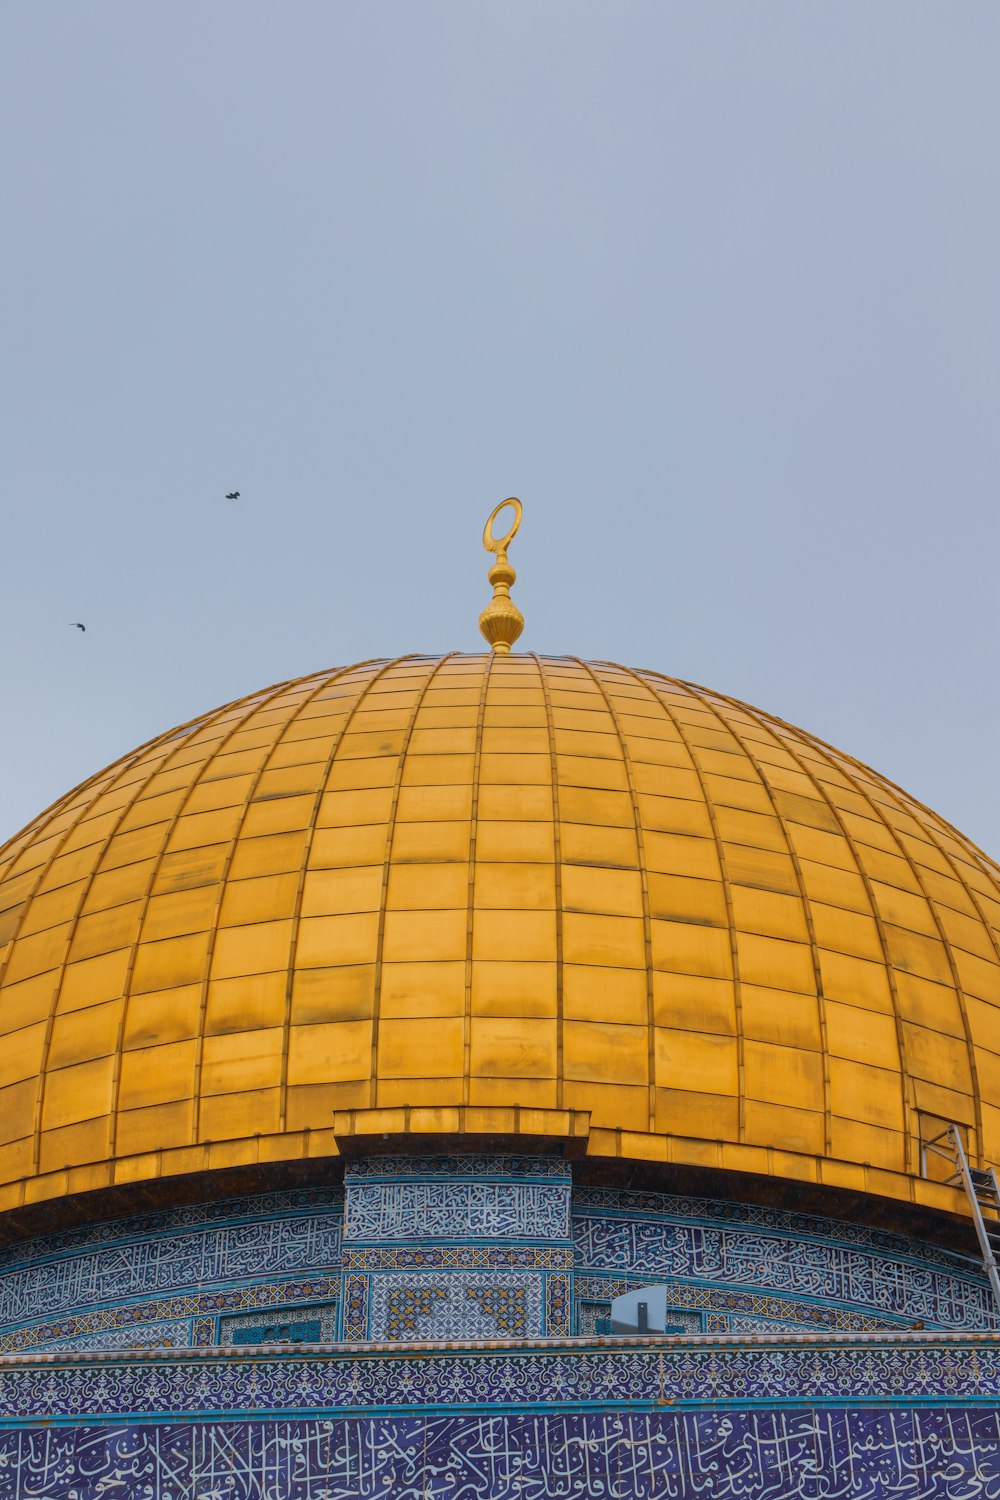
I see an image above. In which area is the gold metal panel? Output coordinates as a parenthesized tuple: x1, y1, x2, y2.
(652, 971, 737, 1034)
(377, 1017, 464, 1078)
(118, 1040, 198, 1108)
(84, 860, 159, 912)
(154, 845, 230, 893)
(562, 912, 645, 968)
(558, 822, 637, 867)
(2, 926, 69, 985)
(205, 972, 288, 1034)
(379, 961, 466, 1017)
(3, 651, 1000, 1216)
(311, 826, 386, 869)
(228, 831, 308, 879)
(476, 785, 552, 822)
(0, 1022, 46, 1088)
(144, 887, 218, 943)
(469, 1018, 556, 1077)
(198, 1088, 280, 1139)
(829, 1057, 905, 1130)
(123, 985, 203, 1048)
(808, 902, 883, 962)
(654, 1029, 738, 1094)
(473, 862, 557, 910)
(563, 1019, 647, 1086)
(736, 934, 815, 993)
(201, 1028, 283, 1095)
(561, 865, 642, 918)
(58, 948, 131, 1010)
(300, 868, 381, 919)
(470, 962, 558, 1018)
(386, 864, 468, 911)
(291, 965, 376, 1025)
(650, 920, 733, 978)
(563, 963, 647, 1025)
(390, 821, 471, 862)
(741, 985, 822, 1050)
(41, 1056, 115, 1130)
(745, 1041, 824, 1108)
(318, 788, 396, 827)
(210, 921, 293, 981)
(731, 886, 809, 943)
(562, 1078, 648, 1129)
(472, 909, 557, 962)
(48, 1000, 123, 1069)
(381, 909, 466, 963)
(296, 913, 380, 969)
(18, 882, 86, 936)
(825, 1000, 900, 1066)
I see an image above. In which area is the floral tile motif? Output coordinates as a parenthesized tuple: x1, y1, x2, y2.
(2, 1335, 1000, 1422)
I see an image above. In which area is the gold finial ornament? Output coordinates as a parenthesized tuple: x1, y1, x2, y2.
(478, 498, 525, 653)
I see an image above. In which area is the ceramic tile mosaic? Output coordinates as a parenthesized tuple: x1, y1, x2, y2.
(573, 1189, 993, 1331)
(3, 1334, 1000, 1419)
(219, 1302, 338, 1344)
(3, 1408, 1000, 1499)
(345, 1155, 572, 1242)
(369, 1271, 542, 1340)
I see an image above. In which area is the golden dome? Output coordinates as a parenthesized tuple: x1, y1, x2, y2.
(1, 652, 999, 1220)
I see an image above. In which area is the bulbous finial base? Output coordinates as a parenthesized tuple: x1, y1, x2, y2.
(479, 498, 525, 653)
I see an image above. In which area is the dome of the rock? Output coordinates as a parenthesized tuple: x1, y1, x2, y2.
(2, 651, 999, 1223)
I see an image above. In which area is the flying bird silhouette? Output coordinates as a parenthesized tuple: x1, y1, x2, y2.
(226, 491, 240, 500)
(70, 623, 86, 632)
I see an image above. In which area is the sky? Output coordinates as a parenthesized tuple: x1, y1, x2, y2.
(2, 3, 999, 858)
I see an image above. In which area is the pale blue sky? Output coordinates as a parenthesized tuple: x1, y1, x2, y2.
(2, 3, 999, 856)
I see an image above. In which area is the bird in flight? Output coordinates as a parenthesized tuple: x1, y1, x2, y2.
(226, 491, 240, 500)
(70, 622, 86, 632)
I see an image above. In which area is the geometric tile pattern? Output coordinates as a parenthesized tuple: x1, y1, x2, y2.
(344, 1155, 573, 1340)
(2, 1333, 1000, 1418)
(342, 1244, 572, 1271)
(372, 1273, 540, 1340)
(2, 1409, 999, 1497)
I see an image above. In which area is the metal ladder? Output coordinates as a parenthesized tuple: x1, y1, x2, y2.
(923, 1122, 1000, 1312)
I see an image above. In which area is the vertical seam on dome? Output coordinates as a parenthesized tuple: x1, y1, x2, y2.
(277, 659, 407, 1137)
(0, 778, 119, 992)
(677, 681, 834, 1157)
(776, 719, 1000, 1173)
(532, 655, 565, 1112)
(29, 681, 288, 1187)
(463, 653, 495, 1106)
(368, 654, 458, 1110)
(575, 660, 656, 1135)
(0, 708, 215, 987)
(915, 833, 1000, 1170)
(107, 672, 317, 1164)
(0, 699, 223, 872)
(787, 724, 987, 1173)
(698, 684, 920, 1178)
(616, 667, 747, 1145)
